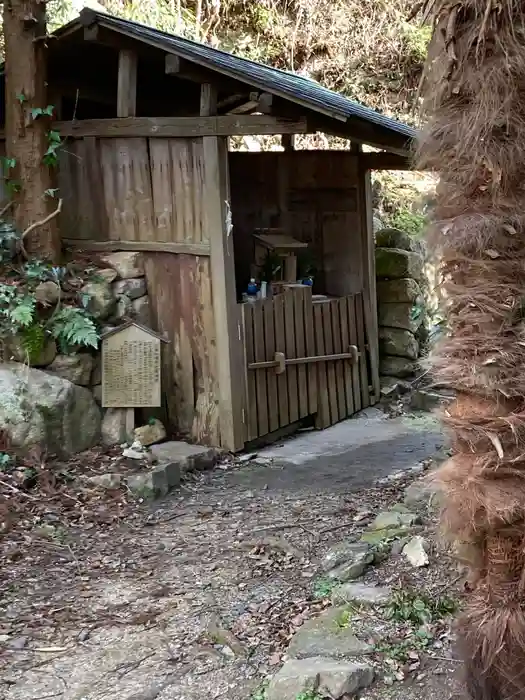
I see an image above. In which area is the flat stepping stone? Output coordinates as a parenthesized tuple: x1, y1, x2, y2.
(288, 606, 372, 660)
(370, 509, 419, 531)
(267, 657, 374, 700)
(331, 582, 391, 607)
(150, 441, 220, 472)
(360, 507, 419, 546)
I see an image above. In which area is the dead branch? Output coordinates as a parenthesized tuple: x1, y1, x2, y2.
(0, 200, 14, 218)
(19, 198, 62, 258)
(0, 477, 38, 500)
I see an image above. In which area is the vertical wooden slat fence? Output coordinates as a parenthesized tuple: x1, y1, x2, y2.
(241, 288, 371, 442)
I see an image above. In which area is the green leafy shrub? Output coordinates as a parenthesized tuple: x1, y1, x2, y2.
(295, 690, 324, 700)
(385, 589, 458, 626)
(312, 577, 336, 600)
(376, 626, 433, 661)
(389, 208, 426, 238)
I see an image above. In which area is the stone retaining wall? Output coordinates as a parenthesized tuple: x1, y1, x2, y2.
(41, 251, 150, 407)
(375, 228, 426, 383)
(0, 251, 154, 453)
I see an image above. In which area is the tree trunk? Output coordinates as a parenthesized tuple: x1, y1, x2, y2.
(3, 0, 61, 261)
(417, 1, 525, 698)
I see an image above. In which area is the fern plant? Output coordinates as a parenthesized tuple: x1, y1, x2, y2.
(0, 260, 100, 359)
(48, 307, 98, 352)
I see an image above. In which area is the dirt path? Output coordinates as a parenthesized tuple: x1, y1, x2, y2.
(1, 410, 459, 700)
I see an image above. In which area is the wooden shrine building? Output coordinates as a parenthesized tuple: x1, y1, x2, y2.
(0, 10, 415, 451)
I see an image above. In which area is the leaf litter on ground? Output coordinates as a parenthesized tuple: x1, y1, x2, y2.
(1, 446, 463, 700)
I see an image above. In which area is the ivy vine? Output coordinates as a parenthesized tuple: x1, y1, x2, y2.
(0, 104, 99, 361)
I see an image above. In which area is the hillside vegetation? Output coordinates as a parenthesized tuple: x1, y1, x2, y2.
(48, 0, 428, 126)
(1, 1, 432, 233)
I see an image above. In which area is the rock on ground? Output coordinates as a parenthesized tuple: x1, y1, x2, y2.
(331, 582, 391, 607)
(46, 353, 94, 386)
(133, 419, 166, 446)
(403, 535, 430, 567)
(4, 335, 57, 367)
(288, 606, 372, 660)
(88, 473, 122, 489)
(377, 278, 422, 304)
(380, 355, 417, 378)
(151, 441, 220, 472)
(131, 295, 152, 326)
(101, 251, 144, 279)
(370, 509, 419, 531)
(101, 408, 129, 445)
(375, 248, 423, 280)
(267, 657, 374, 700)
(113, 278, 147, 299)
(378, 302, 422, 333)
(81, 280, 115, 320)
(360, 507, 418, 547)
(404, 477, 441, 514)
(321, 541, 374, 582)
(379, 327, 419, 360)
(376, 228, 421, 253)
(0, 363, 100, 456)
(126, 462, 180, 498)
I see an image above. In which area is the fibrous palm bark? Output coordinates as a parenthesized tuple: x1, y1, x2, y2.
(416, 1, 525, 697)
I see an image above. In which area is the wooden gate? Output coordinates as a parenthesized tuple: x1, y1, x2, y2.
(240, 286, 371, 442)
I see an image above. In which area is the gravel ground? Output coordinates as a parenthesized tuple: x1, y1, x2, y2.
(0, 411, 462, 700)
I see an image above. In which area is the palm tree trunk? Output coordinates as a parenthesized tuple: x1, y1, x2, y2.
(417, 1, 525, 697)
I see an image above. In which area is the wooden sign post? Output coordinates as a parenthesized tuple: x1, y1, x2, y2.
(101, 321, 168, 439)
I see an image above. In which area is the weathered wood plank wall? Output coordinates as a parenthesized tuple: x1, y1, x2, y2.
(58, 136, 229, 447)
(229, 151, 362, 298)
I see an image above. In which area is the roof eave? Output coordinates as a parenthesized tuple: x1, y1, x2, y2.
(45, 10, 416, 155)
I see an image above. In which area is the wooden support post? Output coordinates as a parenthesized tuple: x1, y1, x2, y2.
(117, 49, 137, 118)
(125, 408, 135, 442)
(200, 83, 217, 117)
(282, 134, 295, 151)
(201, 83, 245, 450)
(357, 150, 380, 403)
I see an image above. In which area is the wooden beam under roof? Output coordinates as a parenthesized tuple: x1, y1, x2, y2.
(5, 114, 310, 139)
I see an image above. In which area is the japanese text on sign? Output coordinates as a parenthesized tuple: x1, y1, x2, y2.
(102, 332, 161, 408)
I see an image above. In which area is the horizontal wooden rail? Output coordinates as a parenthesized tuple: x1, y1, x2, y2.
(248, 347, 359, 374)
(360, 151, 411, 171)
(0, 115, 310, 141)
(63, 239, 212, 256)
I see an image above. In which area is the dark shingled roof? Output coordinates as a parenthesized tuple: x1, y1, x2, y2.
(55, 9, 415, 154)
